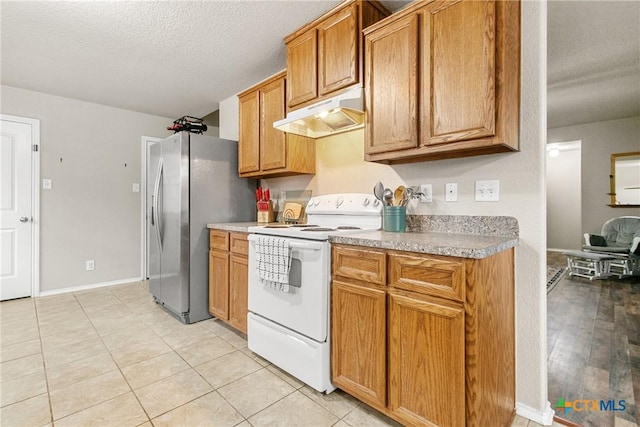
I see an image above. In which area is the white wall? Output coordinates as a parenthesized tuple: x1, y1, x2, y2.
(1, 85, 172, 293)
(546, 142, 581, 250)
(548, 116, 640, 235)
(220, 95, 239, 141)
(263, 2, 551, 421)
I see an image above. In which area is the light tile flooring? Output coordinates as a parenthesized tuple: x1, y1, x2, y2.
(2, 281, 553, 427)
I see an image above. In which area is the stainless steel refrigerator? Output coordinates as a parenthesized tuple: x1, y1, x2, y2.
(147, 132, 256, 323)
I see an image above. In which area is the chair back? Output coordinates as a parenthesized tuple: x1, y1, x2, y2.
(601, 216, 640, 247)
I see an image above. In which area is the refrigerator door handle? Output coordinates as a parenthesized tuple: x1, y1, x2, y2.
(153, 158, 163, 252)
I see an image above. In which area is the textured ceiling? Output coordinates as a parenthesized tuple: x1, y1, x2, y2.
(547, 1, 640, 128)
(2, 1, 637, 127)
(0, 0, 409, 119)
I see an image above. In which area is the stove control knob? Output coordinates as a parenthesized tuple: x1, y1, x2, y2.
(363, 198, 370, 206)
(336, 197, 344, 208)
(373, 199, 380, 207)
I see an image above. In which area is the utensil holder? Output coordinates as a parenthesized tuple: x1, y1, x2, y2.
(257, 201, 274, 223)
(383, 206, 406, 232)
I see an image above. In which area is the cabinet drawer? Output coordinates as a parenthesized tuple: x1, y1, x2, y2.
(388, 253, 464, 302)
(332, 246, 386, 286)
(230, 232, 249, 256)
(209, 230, 229, 251)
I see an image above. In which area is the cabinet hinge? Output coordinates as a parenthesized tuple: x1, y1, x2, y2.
(32, 144, 39, 152)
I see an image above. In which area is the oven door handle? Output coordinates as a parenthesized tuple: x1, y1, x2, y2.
(248, 235, 323, 251)
(288, 241, 323, 251)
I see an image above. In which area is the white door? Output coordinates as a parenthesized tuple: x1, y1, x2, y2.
(1, 116, 39, 300)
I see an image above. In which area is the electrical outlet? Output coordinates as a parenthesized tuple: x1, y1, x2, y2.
(86, 260, 95, 271)
(445, 183, 458, 202)
(475, 180, 500, 202)
(132, 183, 140, 193)
(420, 184, 433, 203)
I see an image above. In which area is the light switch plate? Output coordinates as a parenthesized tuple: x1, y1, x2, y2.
(133, 183, 140, 193)
(420, 184, 433, 203)
(43, 179, 52, 190)
(475, 180, 500, 202)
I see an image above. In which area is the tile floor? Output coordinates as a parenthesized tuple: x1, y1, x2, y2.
(2, 281, 555, 427)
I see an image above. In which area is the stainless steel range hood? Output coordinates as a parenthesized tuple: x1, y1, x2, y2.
(273, 86, 364, 139)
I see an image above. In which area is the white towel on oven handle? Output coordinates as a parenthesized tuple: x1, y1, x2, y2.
(255, 236, 291, 292)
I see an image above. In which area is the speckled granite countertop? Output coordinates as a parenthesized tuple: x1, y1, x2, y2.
(206, 222, 261, 232)
(330, 231, 518, 259)
(208, 215, 519, 259)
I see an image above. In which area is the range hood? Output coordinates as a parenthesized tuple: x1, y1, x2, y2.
(273, 86, 364, 139)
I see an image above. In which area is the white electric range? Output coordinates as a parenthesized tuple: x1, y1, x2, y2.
(246, 193, 382, 393)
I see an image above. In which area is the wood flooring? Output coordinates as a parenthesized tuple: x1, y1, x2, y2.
(547, 251, 640, 427)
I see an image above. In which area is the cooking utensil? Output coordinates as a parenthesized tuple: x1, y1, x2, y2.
(394, 186, 406, 206)
(383, 188, 393, 206)
(373, 182, 384, 201)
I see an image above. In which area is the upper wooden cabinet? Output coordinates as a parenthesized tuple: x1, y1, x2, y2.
(237, 71, 316, 178)
(364, 0, 520, 163)
(285, 0, 389, 110)
(287, 29, 318, 107)
(364, 12, 419, 154)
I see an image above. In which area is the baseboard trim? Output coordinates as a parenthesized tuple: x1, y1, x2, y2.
(553, 415, 582, 427)
(37, 277, 142, 297)
(516, 401, 555, 426)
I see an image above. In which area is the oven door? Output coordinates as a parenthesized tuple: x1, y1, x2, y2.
(247, 235, 330, 342)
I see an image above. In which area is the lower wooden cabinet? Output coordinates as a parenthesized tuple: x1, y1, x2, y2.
(331, 244, 515, 427)
(209, 230, 249, 334)
(331, 279, 387, 408)
(388, 290, 465, 427)
(208, 250, 229, 320)
(228, 254, 248, 333)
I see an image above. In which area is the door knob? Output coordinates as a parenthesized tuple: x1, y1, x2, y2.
(19, 217, 29, 223)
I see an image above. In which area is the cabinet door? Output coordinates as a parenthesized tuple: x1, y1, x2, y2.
(318, 3, 358, 96)
(238, 91, 260, 174)
(208, 250, 229, 320)
(388, 253, 465, 302)
(331, 280, 387, 409)
(287, 29, 318, 108)
(364, 13, 419, 154)
(230, 232, 249, 256)
(388, 291, 465, 427)
(228, 254, 248, 334)
(260, 77, 287, 171)
(421, 0, 496, 145)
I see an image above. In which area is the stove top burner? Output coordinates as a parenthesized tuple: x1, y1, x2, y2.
(290, 224, 319, 228)
(335, 226, 361, 230)
(300, 227, 335, 232)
